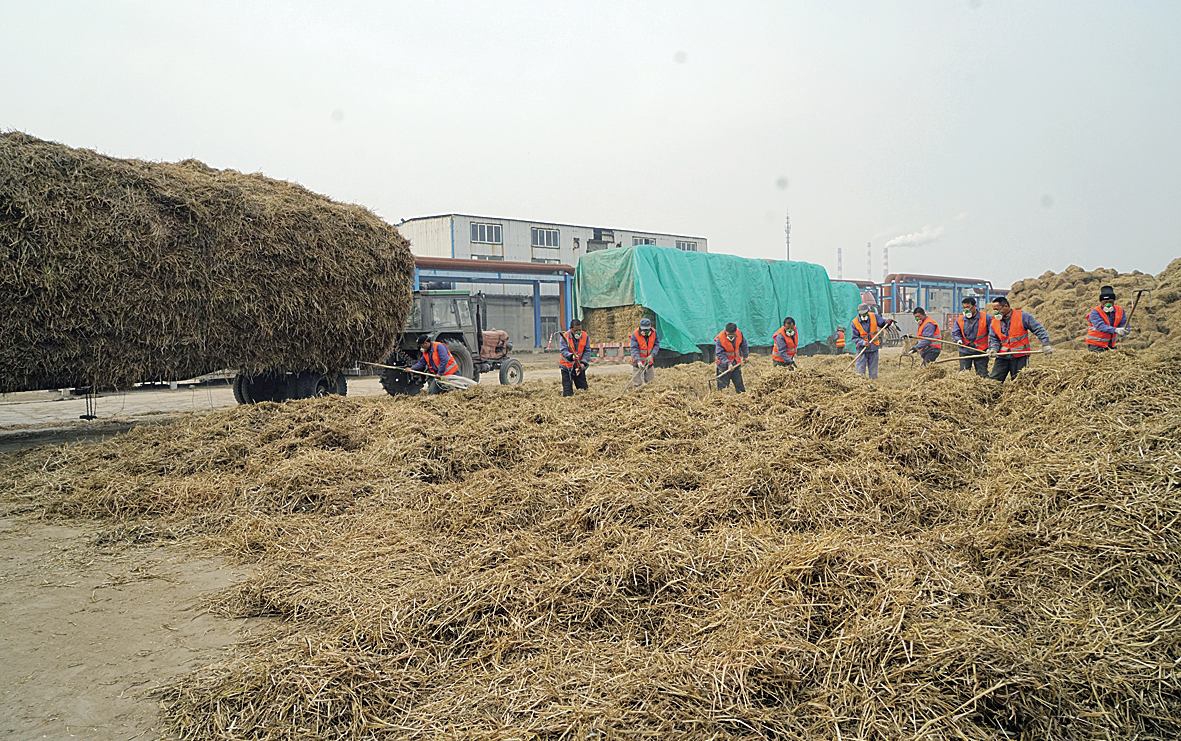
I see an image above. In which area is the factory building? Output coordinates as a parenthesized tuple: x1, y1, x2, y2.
(396, 214, 707, 348)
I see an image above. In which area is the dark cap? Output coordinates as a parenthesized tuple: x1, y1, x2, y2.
(725, 322, 737, 333)
(416, 333, 431, 345)
(1099, 285, 1116, 301)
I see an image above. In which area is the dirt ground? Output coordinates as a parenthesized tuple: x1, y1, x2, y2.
(0, 515, 256, 740)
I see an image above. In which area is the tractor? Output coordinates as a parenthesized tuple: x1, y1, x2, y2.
(378, 291, 524, 395)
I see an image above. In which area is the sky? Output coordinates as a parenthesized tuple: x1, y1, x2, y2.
(3, 0, 1179, 286)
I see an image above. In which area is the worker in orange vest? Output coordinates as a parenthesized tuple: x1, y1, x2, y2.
(558, 319, 591, 397)
(850, 303, 895, 380)
(1084, 285, 1129, 352)
(714, 322, 749, 393)
(411, 334, 461, 394)
(629, 318, 659, 387)
(771, 316, 799, 369)
(906, 307, 942, 366)
(835, 327, 846, 352)
(988, 297, 1052, 382)
(951, 297, 990, 377)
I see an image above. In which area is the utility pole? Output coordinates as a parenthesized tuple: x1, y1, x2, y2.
(866, 242, 872, 281)
(783, 209, 791, 261)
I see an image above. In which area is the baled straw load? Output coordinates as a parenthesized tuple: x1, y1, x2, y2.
(581, 305, 653, 343)
(4, 347, 1180, 739)
(1006, 258, 1180, 349)
(0, 132, 414, 393)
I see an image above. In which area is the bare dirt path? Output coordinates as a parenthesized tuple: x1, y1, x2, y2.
(0, 516, 256, 740)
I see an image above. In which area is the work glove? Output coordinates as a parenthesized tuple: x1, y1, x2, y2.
(988, 349, 997, 359)
(1115, 327, 1129, 337)
(1042, 345, 1054, 355)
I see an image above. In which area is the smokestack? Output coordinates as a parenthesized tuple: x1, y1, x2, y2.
(837, 247, 843, 279)
(883, 246, 889, 282)
(866, 242, 871, 281)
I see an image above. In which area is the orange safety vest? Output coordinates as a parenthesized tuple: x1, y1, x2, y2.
(916, 316, 941, 345)
(771, 327, 798, 362)
(422, 342, 459, 376)
(1084, 305, 1125, 349)
(835, 328, 845, 349)
(559, 331, 589, 369)
(632, 328, 657, 360)
(852, 314, 880, 346)
(991, 309, 1032, 358)
(956, 313, 989, 351)
(715, 329, 745, 365)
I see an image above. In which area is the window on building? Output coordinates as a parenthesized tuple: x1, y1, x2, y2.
(632, 236, 656, 246)
(531, 227, 560, 248)
(531, 257, 561, 265)
(471, 222, 502, 244)
(471, 254, 504, 261)
(676, 240, 698, 252)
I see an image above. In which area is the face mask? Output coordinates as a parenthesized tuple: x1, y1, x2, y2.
(1103, 302, 1114, 311)
(641, 329, 651, 336)
(786, 329, 795, 336)
(993, 311, 1002, 319)
(963, 309, 974, 317)
(859, 313, 869, 320)
(573, 331, 582, 338)
(726, 334, 735, 342)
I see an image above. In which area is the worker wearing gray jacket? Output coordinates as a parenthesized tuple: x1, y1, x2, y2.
(629, 318, 659, 387)
(951, 297, 990, 377)
(987, 297, 1052, 382)
(850, 304, 895, 380)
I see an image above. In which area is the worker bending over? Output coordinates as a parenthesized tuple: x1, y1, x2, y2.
(559, 319, 591, 397)
(907, 307, 941, 366)
(951, 297, 990, 377)
(850, 303, 895, 380)
(411, 334, 460, 394)
(1084, 285, 1129, 352)
(630, 318, 659, 387)
(771, 316, 799, 369)
(714, 322, 749, 393)
(988, 297, 1052, 382)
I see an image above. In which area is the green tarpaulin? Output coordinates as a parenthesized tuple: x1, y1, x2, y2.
(830, 281, 866, 354)
(576, 246, 863, 355)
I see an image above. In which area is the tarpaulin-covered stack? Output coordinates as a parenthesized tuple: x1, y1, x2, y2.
(0, 132, 414, 392)
(576, 246, 857, 354)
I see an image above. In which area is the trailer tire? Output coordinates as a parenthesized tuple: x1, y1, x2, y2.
(290, 371, 337, 399)
(498, 358, 524, 385)
(232, 373, 250, 404)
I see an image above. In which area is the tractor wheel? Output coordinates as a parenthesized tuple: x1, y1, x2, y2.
(334, 373, 348, 396)
(379, 350, 422, 396)
(444, 340, 477, 381)
(232, 373, 250, 404)
(498, 358, 524, 386)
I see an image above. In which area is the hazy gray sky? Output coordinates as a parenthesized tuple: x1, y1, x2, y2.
(4, 0, 1179, 285)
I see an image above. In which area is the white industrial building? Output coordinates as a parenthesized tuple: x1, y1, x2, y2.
(396, 214, 708, 347)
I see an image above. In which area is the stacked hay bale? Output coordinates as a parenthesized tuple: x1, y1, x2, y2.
(1006, 260, 1179, 349)
(4, 345, 1180, 738)
(0, 132, 414, 392)
(581, 305, 653, 343)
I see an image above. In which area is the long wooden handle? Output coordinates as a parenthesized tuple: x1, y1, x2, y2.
(849, 325, 890, 367)
(929, 349, 1049, 366)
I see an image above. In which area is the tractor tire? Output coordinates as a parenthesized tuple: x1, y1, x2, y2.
(444, 340, 477, 382)
(379, 350, 423, 397)
(289, 371, 338, 400)
(498, 358, 524, 386)
(334, 373, 348, 396)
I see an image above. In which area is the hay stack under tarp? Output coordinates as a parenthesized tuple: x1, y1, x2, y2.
(4, 346, 1180, 739)
(581, 304, 653, 343)
(0, 132, 414, 393)
(1006, 259, 1180, 349)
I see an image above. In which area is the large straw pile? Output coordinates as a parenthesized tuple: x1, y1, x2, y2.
(582, 305, 652, 343)
(1006, 258, 1180, 349)
(0, 132, 414, 393)
(4, 347, 1180, 739)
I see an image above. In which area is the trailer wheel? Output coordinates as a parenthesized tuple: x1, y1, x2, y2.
(498, 358, 524, 385)
(379, 350, 422, 396)
(290, 371, 338, 399)
(334, 373, 348, 396)
(233, 371, 288, 404)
